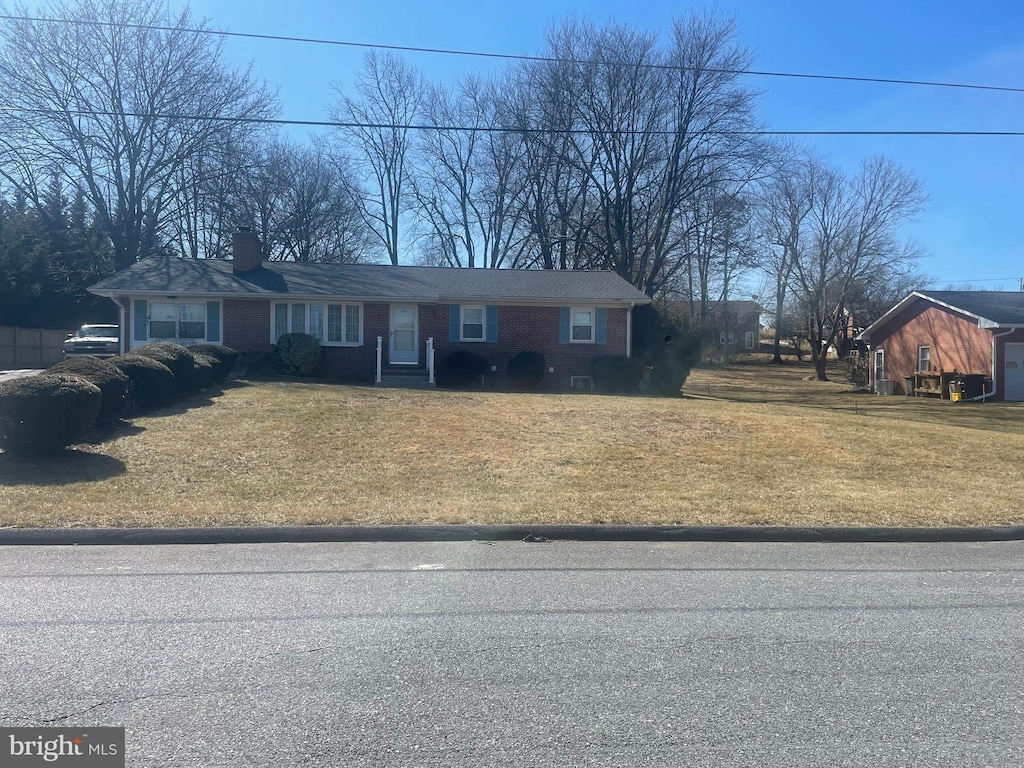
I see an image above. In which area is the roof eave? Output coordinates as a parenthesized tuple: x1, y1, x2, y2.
(857, 290, 999, 340)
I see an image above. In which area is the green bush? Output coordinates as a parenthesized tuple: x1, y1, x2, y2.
(437, 350, 488, 388)
(188, 344, 238, 382)
(48, 356, 130, 417)
(275, 333, 321, 376)
(134, 342, 196, 394)
(507, 350, 545, 391)
(0, 374, 101, 454)
(591, 355, 645, 393)
(632, 304, 701, 396)
(112, 355, 175, 409)
(235, 348, 275, 379)
(192, 354, 215, 389)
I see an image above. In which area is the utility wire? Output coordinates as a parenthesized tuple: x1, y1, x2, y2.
(1, 13, 1023, 95)
(2, 106, 1022, 135)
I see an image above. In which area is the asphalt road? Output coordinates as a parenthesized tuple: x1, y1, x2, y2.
(0, 541, 1021, 767)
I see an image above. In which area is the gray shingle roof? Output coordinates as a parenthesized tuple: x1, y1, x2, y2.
(916, 291, 1024, 326)
(88, 255, 652, 304)
(858, 290, 1024, 340)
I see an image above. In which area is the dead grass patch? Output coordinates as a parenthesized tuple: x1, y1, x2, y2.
(2, 360, 1023, 528)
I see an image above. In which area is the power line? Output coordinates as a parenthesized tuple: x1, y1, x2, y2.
(1, 13, 1023, 95)
(3, 106, 1023, 135)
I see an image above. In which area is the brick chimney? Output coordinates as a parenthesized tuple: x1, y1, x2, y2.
(232, 228, 263, 273)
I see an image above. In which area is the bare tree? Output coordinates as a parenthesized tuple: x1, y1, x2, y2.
(275, 140, 372, 263)
(332, 52, 423, 265)
(229, 137, 374, 263)
(415, 75, 530, 268)
(0, 0, 276, 270)
(786, 156, 926, 380)
(757, 154, 816, 363)
(510, 15, 763, 294)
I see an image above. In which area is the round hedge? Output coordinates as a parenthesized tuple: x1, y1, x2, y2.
(275, 333, 321, 376)
(437, 350, 488, 388)
(192, 354, 215, 390)
(48, 356, 130, 417)
(0, 374, 101, 454)
(187, 344, 238, 382)
(134, 342, 196, 394)
(112, 355, 175, 409)
(506, 350, 545, 391)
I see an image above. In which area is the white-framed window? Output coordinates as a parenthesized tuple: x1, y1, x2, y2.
(745, 331, 755, 350)
(917, 345, 931, 372)
(149, 302, 206, 340)
(273, 302, 362, 346)
(571, 308, 595, 343)
(461, 306, 485, 341)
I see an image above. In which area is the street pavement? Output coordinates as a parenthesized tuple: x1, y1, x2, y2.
(0, 540, 1021, 767)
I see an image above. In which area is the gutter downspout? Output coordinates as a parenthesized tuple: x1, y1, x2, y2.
(626, 303, 634, 358)
(973, 328, 1016, 401)
(111, 296, 128, 355)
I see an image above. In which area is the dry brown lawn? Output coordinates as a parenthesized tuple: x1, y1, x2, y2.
(2, 357, 1023, 528)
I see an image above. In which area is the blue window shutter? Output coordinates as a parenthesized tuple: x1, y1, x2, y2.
(449, 304, 460, 342)
(134, 299, 148, 342)
(486, 305, 498, 342)
(206, 301, 221, 342)
(596, 308, 608, 345)
(559, 307, 570, 344)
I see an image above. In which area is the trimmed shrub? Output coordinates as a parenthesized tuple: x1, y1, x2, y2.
(187, 344, 238, 382)
(192, 354, 215, 390)
(48, 356, 130, 417)
(437, 350, 488, 388)
(275, 333, 321, 376)
(235, 348, 275, 379)
(0, 374, 101, 454)
(112, 355, 175, 409)
(632, 304, 701, 396)
(507, 350, 545, 391)
(591, 355, 645, 393)
(134, 342, 196, 394)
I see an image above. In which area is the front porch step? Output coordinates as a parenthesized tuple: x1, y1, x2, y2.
(378, 369, 435, 389)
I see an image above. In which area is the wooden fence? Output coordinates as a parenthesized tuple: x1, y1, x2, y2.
(0, 326, 73, 370)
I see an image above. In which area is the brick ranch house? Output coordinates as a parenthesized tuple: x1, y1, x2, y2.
(87, 230, 652, 388)
(856, 291, 1024, 401)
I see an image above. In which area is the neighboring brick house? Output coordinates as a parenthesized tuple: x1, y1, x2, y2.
(674, 300, 762, 356)
(857, 291, 1024, 401)
(87, 230, 651, 388)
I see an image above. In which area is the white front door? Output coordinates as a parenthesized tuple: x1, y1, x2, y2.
(389, 305, 418, 365)
(873, 348, 885, 393)
(1004, 343, 1024, 401)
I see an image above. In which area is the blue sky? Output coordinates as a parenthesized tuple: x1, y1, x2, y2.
(183, 0, 1024, 289)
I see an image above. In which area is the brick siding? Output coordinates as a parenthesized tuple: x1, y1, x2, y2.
(423, 304, 629, 389)
(869, 300, 1024, 399)
(221, 298, 632, 389)
(223, 299, 272, 353)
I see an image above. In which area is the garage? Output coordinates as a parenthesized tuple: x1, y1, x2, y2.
(1004, 343, 1024, 402)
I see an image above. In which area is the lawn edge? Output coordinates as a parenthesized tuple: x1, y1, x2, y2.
(0, 524, 1022, 546)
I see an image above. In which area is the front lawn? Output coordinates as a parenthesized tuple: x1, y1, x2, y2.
(2, 360, 1023, 528)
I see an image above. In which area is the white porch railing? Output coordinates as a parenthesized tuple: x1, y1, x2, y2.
(426, 337, 435, 385)
(375, 336, 382, 384)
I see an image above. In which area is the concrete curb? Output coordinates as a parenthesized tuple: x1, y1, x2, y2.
(0, 524, 1022, 546)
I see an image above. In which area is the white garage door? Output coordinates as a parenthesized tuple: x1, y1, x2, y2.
(1005, 343, 1024, 402)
